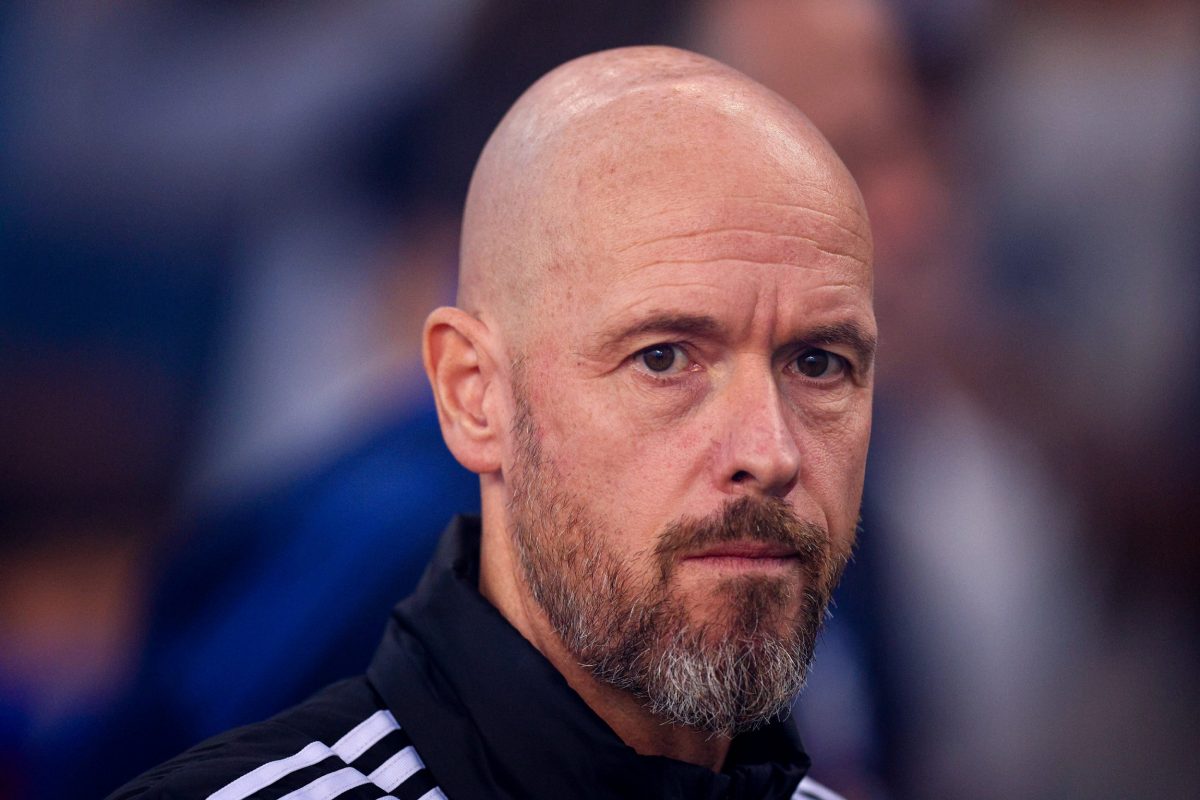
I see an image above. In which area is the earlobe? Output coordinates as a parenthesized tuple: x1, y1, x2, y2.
(423, 307, 503, 474)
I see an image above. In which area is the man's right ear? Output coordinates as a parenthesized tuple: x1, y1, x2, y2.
(422, 307, 503, 475)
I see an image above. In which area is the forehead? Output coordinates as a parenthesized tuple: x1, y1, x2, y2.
(607, 182, 870, 283)
(537, 102, 873, 334)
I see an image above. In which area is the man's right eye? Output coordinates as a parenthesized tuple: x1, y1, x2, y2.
(636, 344, 690, 375)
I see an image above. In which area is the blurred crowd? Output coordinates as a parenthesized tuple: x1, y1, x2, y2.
(1, 1, 1196, 798)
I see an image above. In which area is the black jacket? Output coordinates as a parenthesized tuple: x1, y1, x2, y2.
(109, 516, 842, 800)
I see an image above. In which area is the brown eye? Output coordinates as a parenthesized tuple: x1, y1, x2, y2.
(637, 344, 687, 374)
(796, 348, 844, 378)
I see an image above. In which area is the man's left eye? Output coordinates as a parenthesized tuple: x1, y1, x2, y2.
(794, 348, 847, 379)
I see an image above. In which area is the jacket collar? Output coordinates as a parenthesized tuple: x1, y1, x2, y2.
(368, 515, 811, 800)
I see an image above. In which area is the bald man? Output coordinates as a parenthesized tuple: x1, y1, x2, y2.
(110, 47, 875, 800)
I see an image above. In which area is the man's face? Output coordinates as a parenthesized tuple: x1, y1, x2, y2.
(503, 113, 875, 734)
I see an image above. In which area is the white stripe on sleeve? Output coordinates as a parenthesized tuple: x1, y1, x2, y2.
(277, 767, 369, 800)
(331, 709, 400, 763)
(207, 741, 330, 800)
(369, 745, 426, 791)
(795, 776, 847, 800)
(206, 710, 400, 800)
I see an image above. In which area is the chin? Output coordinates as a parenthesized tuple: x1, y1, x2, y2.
(680, 574, 802, 639)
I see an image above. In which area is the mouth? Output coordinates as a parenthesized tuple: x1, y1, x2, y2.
(679, 541, 801, 572)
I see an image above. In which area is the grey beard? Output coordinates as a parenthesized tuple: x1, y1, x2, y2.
(507, 386, 841, 736)
(580, 573, 826, 736)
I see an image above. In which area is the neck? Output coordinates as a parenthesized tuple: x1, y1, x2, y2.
(477, 502, 732, 772)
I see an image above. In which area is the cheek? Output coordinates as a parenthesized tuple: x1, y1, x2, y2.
(533, 378, 708, 526)
(793, 403, 871, 537)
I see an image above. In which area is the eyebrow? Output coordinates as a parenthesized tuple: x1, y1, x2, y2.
(799, 322, 877, 369)
(596, 312, 725, 352)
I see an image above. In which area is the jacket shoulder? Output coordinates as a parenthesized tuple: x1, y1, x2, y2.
(106, 676, 420, 800)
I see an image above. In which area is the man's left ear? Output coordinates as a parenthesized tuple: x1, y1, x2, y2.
(422, 306, 504, 475)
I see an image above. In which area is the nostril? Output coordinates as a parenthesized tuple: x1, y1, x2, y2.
(731, 470, 751, 483)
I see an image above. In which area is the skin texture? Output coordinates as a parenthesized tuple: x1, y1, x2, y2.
(423, 46, 875, 771)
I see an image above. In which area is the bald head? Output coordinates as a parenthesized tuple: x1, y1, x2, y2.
(458, 46, 869, 355)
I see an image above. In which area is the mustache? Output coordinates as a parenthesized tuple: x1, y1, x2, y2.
(654, 495, 828, 571)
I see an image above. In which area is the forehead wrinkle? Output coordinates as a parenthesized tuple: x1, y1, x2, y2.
(725, 196, 872, 246)
(733, 182, 871, 222)
(623, 257, 868, 281)
(595, 278, 743, 313)
(630, 183, 868, 225)
(628, 198, 869, 238)
(608, 189, 870, 261)
(615, 227, 867, 263)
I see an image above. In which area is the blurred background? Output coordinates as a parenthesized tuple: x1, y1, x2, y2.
(1, 1, 1196, 798)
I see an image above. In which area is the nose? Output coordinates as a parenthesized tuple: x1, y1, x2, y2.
(718, 364, 802, 497)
